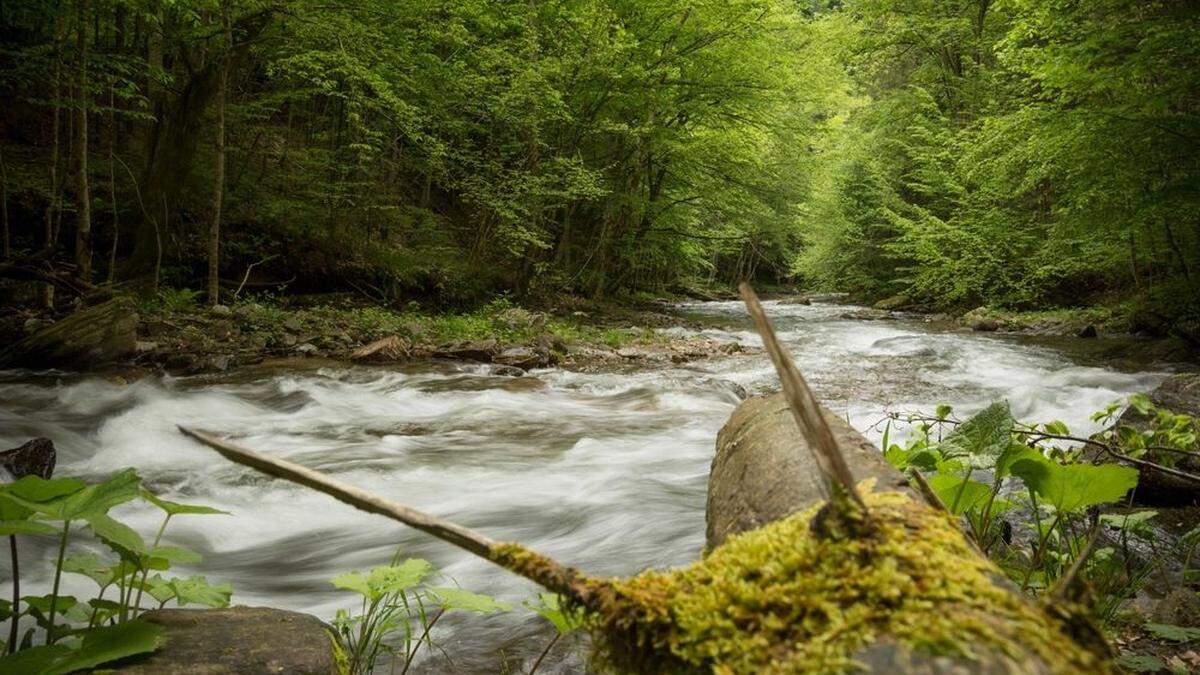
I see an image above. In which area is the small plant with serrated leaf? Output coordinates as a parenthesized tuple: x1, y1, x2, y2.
(329, 551, 509, 674)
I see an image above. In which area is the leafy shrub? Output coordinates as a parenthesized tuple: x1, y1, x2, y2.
(0, 470, 231, 672)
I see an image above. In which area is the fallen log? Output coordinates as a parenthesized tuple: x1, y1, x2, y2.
(179, 285, 1111, 673)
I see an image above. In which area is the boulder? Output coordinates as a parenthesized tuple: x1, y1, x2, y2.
(707, 393, 912, 548)
(971, 317, 1001, 332)
(1113, 374, 1200, 505)
(493, 345, 545, 370)
(1077, 324, 1098, 338)
(350, 335, 409, 362)
(873, 293, 911, 311)
(115, 606, 337, 674)
(0, 437, 56, 479)
(433, 338, 498, 362)
(0, 297, 138, 370)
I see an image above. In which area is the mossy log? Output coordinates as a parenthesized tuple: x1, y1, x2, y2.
(694, 392, 1109, 674)
(0, 297, 138, 369)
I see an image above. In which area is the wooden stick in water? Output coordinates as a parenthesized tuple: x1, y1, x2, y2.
(739, 283, 868, 514)
(177, 426, 595, 603)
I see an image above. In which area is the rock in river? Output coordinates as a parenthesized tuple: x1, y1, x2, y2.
(114, 606, 337, 674)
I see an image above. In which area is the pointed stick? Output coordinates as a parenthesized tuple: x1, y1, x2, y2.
(739, 283, 868, 514)
(177, 426, 598, 604)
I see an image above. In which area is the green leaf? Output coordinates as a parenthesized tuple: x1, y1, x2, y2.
(526, 593, 584, 634)
(41, 620, 165, 675)
(1116, 654, 1165, 672)
(996, 444, 1042, 479)
(0, 520, 59, 536)
(938, 402, 1013, 465)
(85, 513, 146, 555)
(330, 571, 372, 599)
(428, 587, 510, 614)
(4, 470, 141, 521)
(928, 474, 992, 515)
(1010, 456, 1138, 513)
(1129, 393, 1153, 415)
(149, 545, 202, 565)
(62, 554, 116, 587)
(0, 598, 11, 622)
(1145, 622, 1200, 643)
(140, 489, 230, 516)
(169, 576, 232, 608)
(139, 574, 176, 604)
(1043, 420, 1070, 436)
(367, 558, 432, 595)
(3, 477, 86, 503)
(935, 404, 952, 420)
(0, 643, 74, 675)
(1099, 510, 1157, 537)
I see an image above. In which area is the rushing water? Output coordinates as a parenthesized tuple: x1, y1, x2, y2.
(0, 299, 1184, 672)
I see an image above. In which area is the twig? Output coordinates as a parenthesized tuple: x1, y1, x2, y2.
(528, 633, 561, 675)
(177, 427, 599, 605)
(233, 254, 278, 300)
(738, 283, 867, 513)
(908, 468, 947, 512)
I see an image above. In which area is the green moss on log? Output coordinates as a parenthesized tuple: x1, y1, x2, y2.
(583, 484, 1109, 674)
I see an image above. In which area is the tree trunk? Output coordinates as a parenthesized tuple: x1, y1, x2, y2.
(74, 0, 92, 283)
(208, 0, 231, 307)
(0, 148, 9, 259)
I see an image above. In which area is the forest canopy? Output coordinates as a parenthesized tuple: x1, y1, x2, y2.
(0, 0, 1196, 326)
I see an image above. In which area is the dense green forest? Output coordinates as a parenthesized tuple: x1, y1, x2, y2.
(0, 0, 1196, 325)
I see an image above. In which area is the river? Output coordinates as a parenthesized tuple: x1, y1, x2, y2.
(0, 298, 1184, 672)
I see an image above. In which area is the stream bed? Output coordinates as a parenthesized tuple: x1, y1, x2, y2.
(0, 298, 1188, 672)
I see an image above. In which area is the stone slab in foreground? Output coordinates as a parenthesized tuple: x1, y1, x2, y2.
(114, 606, 337, 674)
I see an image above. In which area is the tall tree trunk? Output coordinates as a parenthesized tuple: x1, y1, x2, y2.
(43, 14, 65, 308)
(208, 0, 231, 306)
(107, 84, 119, 286)
(0, 149, 9, 259)
(74, 0, 92, 283)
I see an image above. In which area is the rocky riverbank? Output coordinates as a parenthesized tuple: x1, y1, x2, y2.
(0, 294, 752, 376)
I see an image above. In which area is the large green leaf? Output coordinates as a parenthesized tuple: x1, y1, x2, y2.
(0, 644, 73, 675)
(140, 489, 230, 517)
(3, 477, 86, 503)
(149, 545, 202, 564)
(927, 474, 992, 515)
(329, 571, 372, 599)
(41, 620, 165, 675)
(331, 558, 433, 601)
(3, 471, 141, 521)
(1010, 456, 1138, 513)
(139, 574, 177, 604)
(0, 520, 58, 536)
(428, 587, 510, 614)
(938, 402, 1013, 467)
(85, 513, 146, 555)
(62, 554, 116, 587)
(169, 576, 232, 608)
(368, 558, 432, 595)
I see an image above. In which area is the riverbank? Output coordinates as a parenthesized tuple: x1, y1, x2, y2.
(0, 292, 753, 376)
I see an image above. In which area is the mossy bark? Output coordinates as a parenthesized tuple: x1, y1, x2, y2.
(681, 393, 1111, 674)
